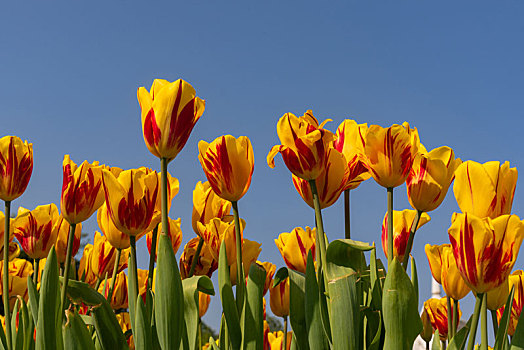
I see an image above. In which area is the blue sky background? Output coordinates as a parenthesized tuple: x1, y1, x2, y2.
(2, 0, 524, 338)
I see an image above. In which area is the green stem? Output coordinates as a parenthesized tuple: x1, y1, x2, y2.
(198, 317, 202, 349)
(106, 248, 121, 301)
(160, 158, 170, 238)
(3, 201, 11, 350)
(426, 341, 429, 350)
(344, 189, 350, 239)
(401, 210, 422, 270)
(147, 224, 159, 290)
(128, 236, 139, 330)
(188, 237, 204, 278)
(453, 299, 459, 338)
(481, 293, 488, 349)
(60, 222, 77, 318)
(447, 296, 453, 342)
(387, 187, 393, 266)
(308, 180, 328, 286)
(283, 316, 288, 350)
(466, 293, 484, 350)
(231, 201, 244, 313)
(491, 310, 499, 338)
(33, 258, 39, 285)
(94, 277, 102, 291)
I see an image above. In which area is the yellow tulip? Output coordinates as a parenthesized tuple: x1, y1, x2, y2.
(54, 215, 82, 264)
(0, 136, 33, 202)
(191, 181, 231, 234)
(420, 309, 433, 343)
(448, 213, 524, 293)
(496, 270, 524, 336)
(275, 227, 316, 274)
(196, 217, 244, 262)
(406, 146, 462, 212)
(179, 237, 218, 279)
(227, 239, 261, 286)
(12, 204, 59, 259)
(486, 278, 509, 311)
(267, 110, 335, 181)
(137, 78, 205, 161)
(362, 123, 420, 188)
(381, 209, 430, 262)
(61, 155, 105, 224)
(423, 297, 461, 341)
(78, 244, 97, 287)
(99, 271, 128, 310)
(146, 217, 183, 261)
(90, 232, 129, 280)
(269, 277, 289, 317)
(101, 168, 159, 236)
(199, 291, 211, 318)
(116, 312, 135, 349)
(292, 149, 349, 209)
(453, 160, 517, 219)
(97, 203, 131, 250)
(198, 135, 254, 202)
(0, 258, 33, 310)
(267, 331, 292, 350)
(332, 119, 371, 190)
(258, 261, 276, 296)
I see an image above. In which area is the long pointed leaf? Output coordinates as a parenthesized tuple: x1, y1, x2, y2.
(218, 242, 241, 349)
(63, 309, 96, 350)
(495, 286, 515, 350)
(182, 275, 215, 350)
(241, 263, 265, 350)
(288, 269, 309, 350)
(305, 251, 329, 350)
(135, 295, 152, 350)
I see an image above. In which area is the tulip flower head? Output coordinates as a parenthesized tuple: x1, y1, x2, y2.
(267, 331, 292, 350)
(454, 160, 517, 219)
(258, 261, 276, 296)
(448, 213, 524, 293)
(179, 237, 218, 279)
(497, 270, 524, 336)
(0, 136, 33, 202)
(199, 291, 211, 318)
(381, 209, 430, 262)
(90, 231, 129, 280)
(97, 203, 131, 250)
(138, 78, 205, 161)
(198, 135, 254, 202)
(99, 271, 128, 310)
(116, 312, 134, 349)
(54, 215, 82, 264)
(197, 217, 244, 261)
(275, 226, 316, 274)
(420, 309, 433, 343)
(407, 146, 462, 212)
(0, 258, 33, 310)
(146, 217, 183, 261)
(423, 297, 461, 341)
(227, 239, 261, 286)
(269, 277, 290, 317)
(486, 278, 510, 311)
(192, 181, 231, 234)
(267, 110, 335, 181)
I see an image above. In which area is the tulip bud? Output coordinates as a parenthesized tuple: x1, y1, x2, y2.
(199, 292, 211, 318)
(423, 297, 461, 341)
(269, 277, 289, 317)
(258, 261, 276, 296)
(420, 309, 433, 343)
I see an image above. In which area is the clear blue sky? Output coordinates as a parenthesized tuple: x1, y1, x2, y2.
(2, 1, 524, 335)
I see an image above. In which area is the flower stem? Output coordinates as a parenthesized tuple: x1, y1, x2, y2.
(3, 200, 11, 350)
(188, 237, 204, 278)
(231, 201, 244, 313)
(160, 158, 169, 238)
(491, 310, 499, 337)
(466, 293, 484, 350)
(344, 189, 350, 239)
(387, 187, 393, 266)
(283, 315, 288, 350)
(60, 222, 77, 317)
(401, 210, 422, 270)
(453, 299, 459, 338)
(33, 258, 40, 285)
(481, 293, 488, 349)
(147, 224, 159, 290)
(128, 235, 139, 330)
(106, 248, 121, 301)
(309, 180, 328, 281)
(198, 317, 202, 349)
(447, 296, 453, 341)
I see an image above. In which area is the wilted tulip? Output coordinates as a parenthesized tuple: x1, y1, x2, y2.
(91, 232, 129, 280)
(453, 160, 517, 219)
(269, 277, 289, 317)
(381, 209, 430, 262)
(198, 135, 254, 202)
(199, 291, 211, 318)
(54, 216, 82, 264)
(192, 181, 231, 234)
(423, 297, 461, 341)
(292, 149, 349, 209)
(448, 213, 524, 293)
(0, 258, 33, 310)
(13, 204, 59, 259)
(146, 217, 183, 261)
(179, 237, 218, 279)
(267, 110, 335, 181)
(99, 271, 128, 309)
(61, 155, 105, 224)
(78, 244, 97, 287)
(275, 227, 316, 274)
(258, 261, 276, 296)
(406, 146, 462, 212)
(497, 270, 524, 336)
(362, 123, 420, 188)
(0, 136, 33, 202)
(138, 78, 205, 161)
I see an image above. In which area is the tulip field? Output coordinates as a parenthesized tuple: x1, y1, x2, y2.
(1, 77, 524, 350)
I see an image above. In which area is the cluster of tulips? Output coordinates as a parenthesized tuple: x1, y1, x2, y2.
(0, 78, 522, 350)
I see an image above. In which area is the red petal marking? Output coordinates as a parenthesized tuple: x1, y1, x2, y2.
(144, 108, 161, 147)
(332, 124, 345, 152)
(202, 136, 234, 197)
(451, 214, 478, 286)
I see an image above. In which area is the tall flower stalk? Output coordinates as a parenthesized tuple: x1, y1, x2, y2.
(3, 200, 11, 350)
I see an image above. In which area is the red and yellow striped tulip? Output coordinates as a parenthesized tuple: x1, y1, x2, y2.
(267, 110, 335, 181)
(61, 155, 105, 224)
(78, 244, 97, 287)
(54, 215, 82, 264)
(275, 226, 316, 274)
(267, 331, 292, 350)
(269, 277, 289, 317)
(13, 204, 59, 259)
(486, 278, 509, 311)
(258, 261, 276, 296)
(0, 258, 33, 310)
(332, 119, 370, 190)
(116, 312, 135, 349)
(497, 270, 524, 336)
(138, 78, 205, 161)
(292, 149, 349, 209)
(90, 232, 129, 280)
(99, 271, 128, 310)
(196, 217, 244, 262)
(381, 209, 430, 262)
(362, 123, 420, 188)
(0, 136, 33, 202)
(192, 181, 231, 234)
(423, 297, 461, 341)
(137, 268, 150, 303)
(97, 203, 131, 250)
(199, 291, 211, 318)
(425, 244, 448, 285)
(453, 161, 517, 219)
(146, 217, 183, 261)
(179, 237, 218, 279)
(406, 146, 462, 212)
(101, 168, 159, 236)
(448, 213, 524, 293)
(198, 135, 254, 202)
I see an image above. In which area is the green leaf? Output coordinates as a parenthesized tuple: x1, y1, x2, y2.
(272, 267, 289, 288)
(495, 286, 515, 350)
(27, 278, 39, 326)
(382, 258, 422, 350)
(218, 242, 241, 349)
(127, 254, 138, 335)
(63, 309, 96, 350)
(241, 263, 265, 350)
(448, 316, 472, 350)
(432, 330, 442, 350)
(288, 269, 309, 350)
(135, 295, 152, 350)
(11, 299, 23, 350)
(155, 234, 184, 350)
(369, 247, 383, 311)
(219, 314, 227, 350)
(17, 297, 32, 350)
(410, 256, 419, 307)
(326, 239, 372, 275)
(305, 251, 329, 350)
(209, 337, 220, 350)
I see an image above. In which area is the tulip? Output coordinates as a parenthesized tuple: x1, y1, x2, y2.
(0, 258, 33, 310)
(453, 160, 517, 219)
(199, 291, 211, 318)
(423, 297, 461, 341)
(0, 136, 33, 202)
(275, 227, 316, 274)
(406, 146, 462, 212)
(496, 270, 524, 336)
(420, 309, 433, 343)
(196, 217, 244, 261)
(258, 261, 276, 296)
(198, 135, 254, 202)
(227, 238, 261, 286)
(90, 231, 129, 280)
(54, 216, 82, 264)
(191, 181, 231, 234)
(13, 204, 59, 260)
(116, 312, 134, 349)
(269, 277, 289, 317)
(381, 209, 430, 262)
(99, 270, 128, 310)
(179, 237, 218, 279)
(146, 217, 183, 260)
(486, 278, 509, 311)
(448, 213, 524, 294)
(78, 244, 97, 287)
(267, 331, 292, 350)
(267, 110, 335, 181)
(138, 78, 205, 161)
(292, 149, 349, 209)
(137, 268, 150, 302)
